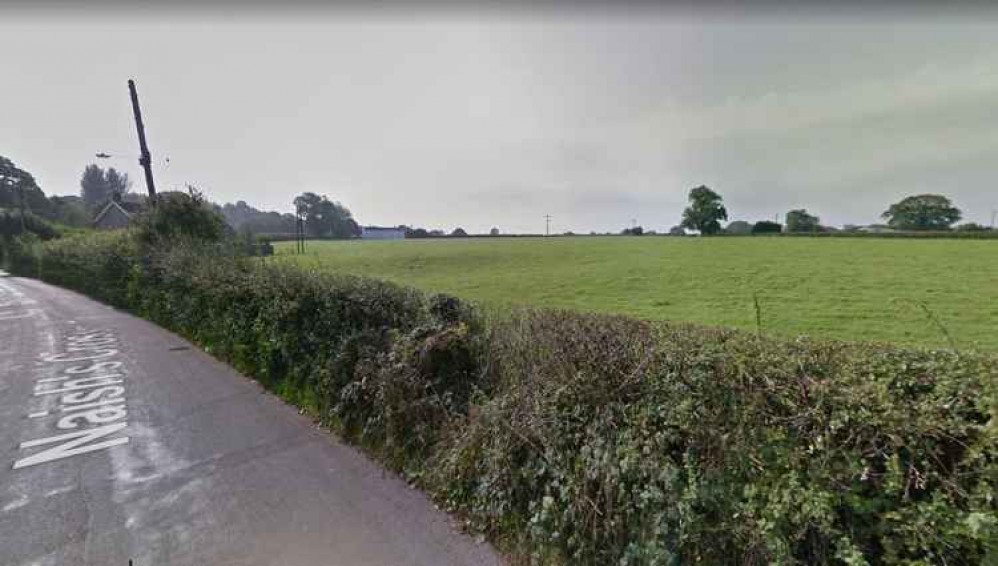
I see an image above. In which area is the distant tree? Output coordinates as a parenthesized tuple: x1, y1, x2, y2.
(80, 164, 110, 209)
(955, 222, 991, 232)
(882, 194, 961, 231)
(752, 220, 782, 234)
(429, 229, 445, 237)
(404, 226, 431, 238)
(48, 195, 91, 227)
(668, 225, 685, 236)
(724, 220, 752, 235)
(293, 192, 361, 239)
(786, 209, 821, 233)
(105, 168, 132, 199)
(489, 227, 500, 236)
(680, 185, 727, 235)
(451, 227, 468, 237)
(842, 224, 863, 233)
(219, 200, 297, 234)
(621, 226, 644, 236)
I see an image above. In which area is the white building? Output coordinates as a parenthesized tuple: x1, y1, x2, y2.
(361, 226, 406, 240)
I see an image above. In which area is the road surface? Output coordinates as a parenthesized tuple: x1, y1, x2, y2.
(0, 273, 501, 566)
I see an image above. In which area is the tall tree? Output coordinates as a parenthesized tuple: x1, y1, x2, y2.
(293, 192, 361, 239)
(1, 155, 52, 218)
(786, 209, 820, 233)
(105, 168, 132, 199)
(680, 185, 728, 235)
(80, 164, 110, 209)
(882, 194, 961, 231)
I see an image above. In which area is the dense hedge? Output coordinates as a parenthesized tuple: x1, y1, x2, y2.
(11, 232, 998, 565)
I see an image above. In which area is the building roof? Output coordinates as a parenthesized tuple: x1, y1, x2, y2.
(93, 200, 133, 226)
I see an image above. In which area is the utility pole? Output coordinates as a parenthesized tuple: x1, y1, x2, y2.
(992, 209, 997, 230)
(128, 79, 157, 201)
(295, 201, 307, 254)
(544, 214, 552, 237)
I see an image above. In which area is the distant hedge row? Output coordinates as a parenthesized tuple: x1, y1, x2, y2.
(753, 231, 998, 240)
(11, 232, 998, 565)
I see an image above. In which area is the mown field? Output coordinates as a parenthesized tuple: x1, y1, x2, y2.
(275, 236, 998, 350)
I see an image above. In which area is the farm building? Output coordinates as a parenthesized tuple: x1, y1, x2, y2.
(92, 196, 146, 230)
(361, 226, 405, 240)
(93, 201, 134, 230)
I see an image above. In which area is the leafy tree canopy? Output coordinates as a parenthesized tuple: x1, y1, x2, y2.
(752, 220, 782, 234)
(680, 185, 727, 235)
(1, 156, 52, 218)
(293, 192, 360, 239)
(135, 186, 226, 246)
(724, 220, 752, 235)
(882, 194, 961, 231)
(786, 209, 821, 233)
(79, 164, 131, 210)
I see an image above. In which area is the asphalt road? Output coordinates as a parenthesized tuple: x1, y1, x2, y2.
(0, 273, 501, 566)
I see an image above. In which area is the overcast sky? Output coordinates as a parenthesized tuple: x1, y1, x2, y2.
(3, 4, 998, 233)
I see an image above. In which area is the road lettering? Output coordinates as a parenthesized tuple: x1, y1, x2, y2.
(13, 329, 131, 470)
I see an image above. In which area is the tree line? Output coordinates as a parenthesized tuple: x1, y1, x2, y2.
(3, 155, 993, 239)
(670, 185, 991, 236)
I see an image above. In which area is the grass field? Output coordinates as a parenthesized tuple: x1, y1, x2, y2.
(275, 236, 998, 351)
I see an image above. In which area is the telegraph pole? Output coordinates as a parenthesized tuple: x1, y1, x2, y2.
(295, 201, 307, 254)
(544, 214, 552, 236)
(128, 79, 157, 201)
(991, 209, 997, 230)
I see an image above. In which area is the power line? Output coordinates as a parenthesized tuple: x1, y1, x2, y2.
(544, 214, 552, 237)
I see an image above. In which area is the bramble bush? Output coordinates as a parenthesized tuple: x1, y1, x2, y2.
(9, 231, 998, 565)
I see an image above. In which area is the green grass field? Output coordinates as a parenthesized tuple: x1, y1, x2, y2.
(275, 236, 998, 351)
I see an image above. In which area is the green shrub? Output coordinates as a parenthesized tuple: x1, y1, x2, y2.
(19, 232, 998, 565)
(133, 187, 227, 247)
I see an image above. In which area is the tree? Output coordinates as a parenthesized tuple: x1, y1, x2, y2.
(1, 156, 52, 218)
(680, 185, 727, 235)
(489, 227, 500, 236)
(80, 164, 110, 209)
(668, 225, 686, 236)
(451, 227, 468, 237)
(105, 168, 132, 199)
(404, 226, 431, 238)
(724, 220, 752, 235)
(882, 194, 961, 231)
(292, 192, 361, 239)
(752, 220, 782, 234)
(621, 226, 644, 236)
(48, 196, 91, 227)
(786, 209, 821, 233)
(134, 185, 226, 246)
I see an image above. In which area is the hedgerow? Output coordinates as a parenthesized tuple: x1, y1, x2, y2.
(10, 232, 998, 565)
